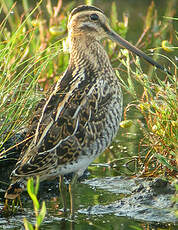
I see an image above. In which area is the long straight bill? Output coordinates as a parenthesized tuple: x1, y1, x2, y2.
(108, 30, 172, 76)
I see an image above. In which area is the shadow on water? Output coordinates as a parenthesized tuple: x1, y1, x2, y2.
(0, 0, 177, 229)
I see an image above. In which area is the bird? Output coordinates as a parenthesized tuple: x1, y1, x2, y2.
(4, 5, 171, 218)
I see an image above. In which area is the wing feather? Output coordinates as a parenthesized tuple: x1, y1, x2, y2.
(11, 68, 116, 177)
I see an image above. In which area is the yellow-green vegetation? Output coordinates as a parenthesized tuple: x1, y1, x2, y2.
(24, 177, 46, 230)
(117, 51, 177, 177)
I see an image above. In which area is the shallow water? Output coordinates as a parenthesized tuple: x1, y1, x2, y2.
(0, 0, 177, 229)
(0, 172, 177, 230)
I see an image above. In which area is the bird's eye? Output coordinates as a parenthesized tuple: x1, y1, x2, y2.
(90, 13, 99, 21)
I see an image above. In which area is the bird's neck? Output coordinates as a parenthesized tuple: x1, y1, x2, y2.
(68, 35, 114, 75)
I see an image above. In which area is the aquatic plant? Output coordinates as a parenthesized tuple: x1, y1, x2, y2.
(24, 177, 46, 230)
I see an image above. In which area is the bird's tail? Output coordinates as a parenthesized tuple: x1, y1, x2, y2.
(4, 180, 25, 200)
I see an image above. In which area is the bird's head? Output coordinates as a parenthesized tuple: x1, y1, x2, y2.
(67, 5, 171, 75)
(68, 5, 110, 41)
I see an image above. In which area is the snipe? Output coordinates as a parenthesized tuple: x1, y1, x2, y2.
(5, 5, 170, 218)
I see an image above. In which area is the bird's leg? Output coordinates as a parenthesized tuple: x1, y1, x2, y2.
(2, 198, 19, 216)
(4, 199, 9, 209)
(59, 175, 67, 213)
(17, 195, 23, 209)
(69, 173, 78, 219)
(3, 199, 11, 214)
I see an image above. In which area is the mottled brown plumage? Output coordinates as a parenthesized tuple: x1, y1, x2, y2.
(5, 5, 170, 217)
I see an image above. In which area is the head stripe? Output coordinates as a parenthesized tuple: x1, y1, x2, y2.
(70, 5, 104, 18)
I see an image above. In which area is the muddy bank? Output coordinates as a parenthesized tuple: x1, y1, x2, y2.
(81, 176, 178, 224)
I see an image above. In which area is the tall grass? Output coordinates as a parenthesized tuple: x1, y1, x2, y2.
(0, 0, 71, 156)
